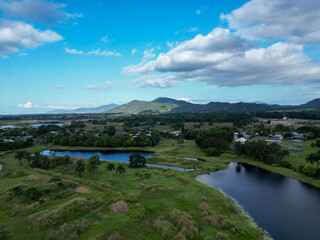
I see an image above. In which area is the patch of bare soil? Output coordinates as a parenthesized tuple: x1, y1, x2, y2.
(24, 175, 40, 181)
(110, 200, 127, 214)
(75, 186, 92, 194)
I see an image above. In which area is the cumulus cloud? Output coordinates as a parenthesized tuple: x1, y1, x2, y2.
(221, 0, 320, 44)
(124, 28, 320, 88)
(85, 81, 113, 91)
(0, 19, 62, 57)
(0, 0, 82, 25)
(64, 48, 121, 57)
(65, 48, 83, 55)
(18, 101, 75, 109)
(178, 98, 196, 103)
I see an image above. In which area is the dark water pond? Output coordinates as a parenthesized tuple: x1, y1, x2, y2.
(196, 162, 320, 240)
(41, 150, 192, 171)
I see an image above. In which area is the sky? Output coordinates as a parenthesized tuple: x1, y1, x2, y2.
(0, 0, 320, 114)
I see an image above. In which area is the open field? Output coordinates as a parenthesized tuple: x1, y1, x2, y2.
(0, 142, 262, 240)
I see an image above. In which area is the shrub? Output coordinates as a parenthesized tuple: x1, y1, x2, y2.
(12, 186, 24, 196)
(201, 196, 208, 202)
(216, 232, 230, 240)
(0, 226, 10, 240)
(298, 165, 305, 173)
(177, 176, 187, 182)
(49, 177, 61, 183)
(302, 164, 317, 177)
(47, 220, 91, 240)
(169, 209, 198, 239)
(29, 198, 93, 228)
(127, 203, 145, 219)
(26, 187, 42, 201)
(280, 161, 292, 169)
(154, 216, 177, 239)
(198, 203, 236, 229)
(205, 147, 221, 157)
(165, 172, 175, 178)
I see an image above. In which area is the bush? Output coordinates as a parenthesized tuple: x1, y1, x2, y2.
(169, 209, 199, 239)
(47, 220, 91, 240)
(49, 177, 61, 183)
(26, 187, 42, 201)
(216, 232, 230, 240)
(154, 216, 176, 239)
(205, 147, 221, 157)
(198, 203, 236, 229)
(127, 203, 145, 219)
(177, 176, 187, 182)
(280, 161, 292, 169)
(0, 226, 10, 240)
(29, 198, 94, 228)
(302, 164, 317, 177)
(298, 165, 305, 173)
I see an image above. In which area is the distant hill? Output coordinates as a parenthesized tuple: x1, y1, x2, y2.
(49, 104, 118, 114)
(299, 98, 320, 109)
(106, 97, 319, 114)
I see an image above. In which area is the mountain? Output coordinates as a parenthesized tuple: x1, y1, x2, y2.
(49, 104, 118, 114)
(106, 97, 320, 114)
(299, 98, 320, 109)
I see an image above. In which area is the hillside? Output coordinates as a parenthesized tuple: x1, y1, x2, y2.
(106, 97, 319, 114)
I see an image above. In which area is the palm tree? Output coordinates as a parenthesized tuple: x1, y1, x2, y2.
(75, 159, 85, 177)
(15, 150, 27, 166)
(106, 163, 115, 182)
(116, 164, 126, 185)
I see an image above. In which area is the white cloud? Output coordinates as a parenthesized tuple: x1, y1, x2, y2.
(101, 35, 110, 43)
(0, 19, 62, 58)
(87, 49, 121, 57)
(196, 9, 201, 14)
(0, 0, 82, 25)
(18, 52, 27, 56)
(65, 48, 83, 55)
(18, 101, 33, 109)
(64, 48, 121, 57)
(221, 0, 320, 44)
(124, 28, 320, 88)
(18, 101, 75, 110)
(131, 48, 137, 55)
(178, 98, 195, 103)
(85, 81, 113, 91)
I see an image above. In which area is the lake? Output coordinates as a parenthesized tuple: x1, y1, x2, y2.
(196, 162, 320, 240)
(41, 150, 192, 171)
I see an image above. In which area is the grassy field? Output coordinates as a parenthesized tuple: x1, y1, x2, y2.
(0, 142, 262, 240)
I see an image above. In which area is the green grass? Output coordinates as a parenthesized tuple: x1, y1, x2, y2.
(0, 142, 262, 240)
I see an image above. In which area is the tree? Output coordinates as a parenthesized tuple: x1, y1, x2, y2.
(87, 155, 101, 173)
(64, 155, 71, 170)
(14, 150, 27, 166)
(129, 153, 146, 168)
(116, 164, 126, 185)
(106, 126, 116, 136)
(75, 159, 85, 177)
(306, 151, 320, 168)
(106, 163, 115, 181)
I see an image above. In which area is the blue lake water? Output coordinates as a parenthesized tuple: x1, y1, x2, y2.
(41, 150, 192, 171)
(196, 162, 320, 240)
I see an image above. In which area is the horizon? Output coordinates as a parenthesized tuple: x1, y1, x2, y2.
(1, 0, 320, 114)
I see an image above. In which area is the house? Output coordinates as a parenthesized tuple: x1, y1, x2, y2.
(235, 137, 247, 144)
(272, 135, 283, 141)
(234, 132, 239, 140)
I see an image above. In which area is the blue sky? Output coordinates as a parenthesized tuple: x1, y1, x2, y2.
(0, 0, 319, 114)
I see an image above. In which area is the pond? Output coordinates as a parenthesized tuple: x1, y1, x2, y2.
(0, 125, 17, 129)
(196, 162, 320, 240)
(41, 150, 193, 171)
(31, 123, 64, 128)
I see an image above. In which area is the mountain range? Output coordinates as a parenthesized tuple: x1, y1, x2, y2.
(105, 97, 320, 114)
(49, 98, 320, 114)
(49, 104, 118, 114)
